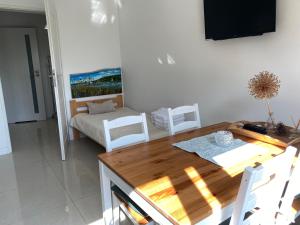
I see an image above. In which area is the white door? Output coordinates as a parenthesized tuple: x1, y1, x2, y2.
(0, 78, 12, 156)
(0, 28, 46, 123)
(44, 0, 69, 160)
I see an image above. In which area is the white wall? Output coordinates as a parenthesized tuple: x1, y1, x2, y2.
(0, 0, 44, 12)
(118, 0, 300, 126)
(53, 0, 121, 131)
(0, 11, 55, 119)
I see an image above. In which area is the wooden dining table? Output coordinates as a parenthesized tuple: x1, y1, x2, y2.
(98, 122, 288, 225)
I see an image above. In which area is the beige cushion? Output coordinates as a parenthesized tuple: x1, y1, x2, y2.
(87, 100, 116, 115)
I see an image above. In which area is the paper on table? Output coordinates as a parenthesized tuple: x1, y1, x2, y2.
(173, 133, 268, 168)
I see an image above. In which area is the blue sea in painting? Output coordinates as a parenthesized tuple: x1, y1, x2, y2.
(70, 68, 121, 84)
(70, 68, 122, 98)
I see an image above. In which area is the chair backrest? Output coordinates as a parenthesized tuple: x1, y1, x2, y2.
(167, 103, 201, 135)
(230, 146, 297, 225)
(277, 150, 300, 224)
(103, 113, 149, 152)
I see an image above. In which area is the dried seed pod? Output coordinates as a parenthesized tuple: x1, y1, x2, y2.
(248, 71, 280, 100)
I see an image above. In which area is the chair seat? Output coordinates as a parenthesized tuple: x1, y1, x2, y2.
(112, 185, 152, 225)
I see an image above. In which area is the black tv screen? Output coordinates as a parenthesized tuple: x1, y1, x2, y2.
(204, 0, 276, 40)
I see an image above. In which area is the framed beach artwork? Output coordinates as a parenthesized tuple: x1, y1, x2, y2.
(70, 68, 122, 98)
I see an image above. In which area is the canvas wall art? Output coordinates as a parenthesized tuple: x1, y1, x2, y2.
(70, 68, 122, 98)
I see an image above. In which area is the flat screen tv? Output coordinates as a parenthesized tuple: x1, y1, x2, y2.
(204, 0, 276, 40)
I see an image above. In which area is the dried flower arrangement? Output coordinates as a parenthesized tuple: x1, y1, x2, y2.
(291, 116, 300, 131)
(275, 122, 288, 136)
(248, 71, 281, 126)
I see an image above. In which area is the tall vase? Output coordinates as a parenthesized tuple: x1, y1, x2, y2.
(265, 100, 276, 129)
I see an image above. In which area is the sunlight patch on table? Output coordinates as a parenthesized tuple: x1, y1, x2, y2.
(185, 167, 222, 209)
(212, 143, 268, 168)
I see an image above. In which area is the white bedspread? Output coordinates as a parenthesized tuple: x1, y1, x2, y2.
(70, 107, 169, 147)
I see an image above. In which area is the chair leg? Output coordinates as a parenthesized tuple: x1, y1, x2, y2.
(112, 193, 120, 225)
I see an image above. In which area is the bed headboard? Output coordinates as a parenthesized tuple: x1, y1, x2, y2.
(70, 94, 124, 117)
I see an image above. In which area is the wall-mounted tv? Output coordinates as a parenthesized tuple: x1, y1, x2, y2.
(204, 0, 276, 40)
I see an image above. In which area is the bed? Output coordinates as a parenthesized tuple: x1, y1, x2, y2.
(70, 95, 169, 148)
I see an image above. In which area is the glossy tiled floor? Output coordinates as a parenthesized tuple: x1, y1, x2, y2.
(0, 120, 131, 225)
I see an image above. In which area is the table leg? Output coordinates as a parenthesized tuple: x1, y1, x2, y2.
(99, 161, 113, 225)
(112, 193, 120, 225)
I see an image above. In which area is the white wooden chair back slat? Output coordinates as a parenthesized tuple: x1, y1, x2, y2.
(229, 146, 297, 225)
(171, 105, 199, 116)
(172, 121, 200, 135)
(106, 115, 144, 129)
(109, 134, 148, 151)
(103, 113, 149, 152)
(168, 103, 201, 135)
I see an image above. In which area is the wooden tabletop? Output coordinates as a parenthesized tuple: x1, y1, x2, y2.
(98, 122, 286, 225)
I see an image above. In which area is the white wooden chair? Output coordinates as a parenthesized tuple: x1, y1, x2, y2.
(229, 146, 297, 225)
(167, 103, 201, 135)
(103, 113, 149, 152)
(103, 113, 155, 225)
(276, 149, 300, 225)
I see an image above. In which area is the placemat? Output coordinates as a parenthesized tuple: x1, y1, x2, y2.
(173, 133, 268, 168)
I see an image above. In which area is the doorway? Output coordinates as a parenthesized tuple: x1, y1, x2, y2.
(0, 9, 68, 160)
(0, 28, 47, 123)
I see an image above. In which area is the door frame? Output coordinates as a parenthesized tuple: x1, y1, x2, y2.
(0, 2, 69, 161)
(43, 0, 69, 161)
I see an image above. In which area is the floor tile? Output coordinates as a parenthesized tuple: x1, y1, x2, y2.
(0, 154, 19, 193)
(0, 120, 135, 225)
(73, 193, 102, 224)
(11, 202, 85, 225)
(0, 164, 73, 224)
(0, 189, 23, 225)
(48, 158, 100, 201)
